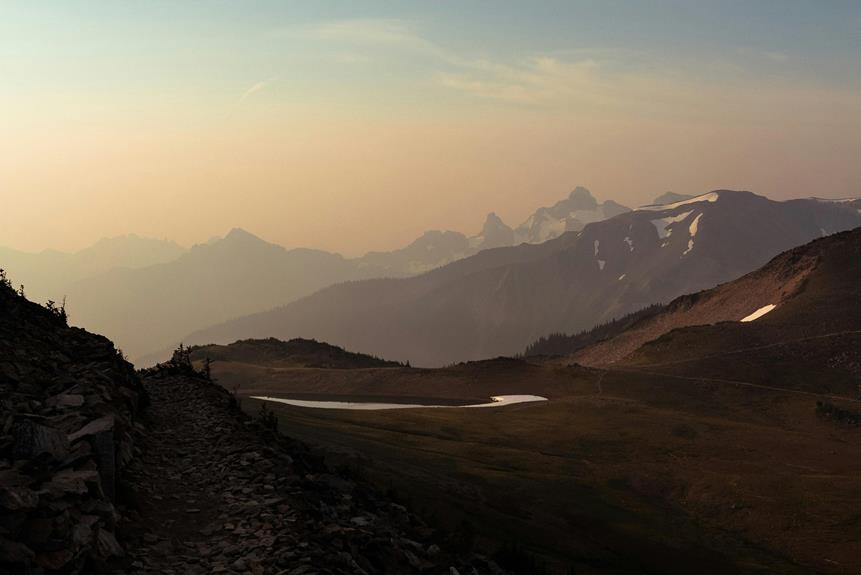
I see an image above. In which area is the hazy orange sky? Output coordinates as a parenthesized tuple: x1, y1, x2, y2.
(2, 2, 860, 255)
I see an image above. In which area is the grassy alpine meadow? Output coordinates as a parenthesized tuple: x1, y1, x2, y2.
(230, 362, 861, 575)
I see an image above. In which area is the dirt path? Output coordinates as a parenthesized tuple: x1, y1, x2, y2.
(113, 374, 500, 575)
(623, 330, 861, 369)
(606, 366, 861, 403)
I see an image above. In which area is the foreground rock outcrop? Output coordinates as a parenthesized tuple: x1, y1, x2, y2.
(0, 279, 145, 573)
(0, 276, 506, 574)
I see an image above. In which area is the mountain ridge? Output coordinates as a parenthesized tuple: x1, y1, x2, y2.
(170, 190, 861, 367)
(23, 187, 627, 360)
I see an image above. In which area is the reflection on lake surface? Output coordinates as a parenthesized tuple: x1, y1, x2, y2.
(250, 394, 548, 410)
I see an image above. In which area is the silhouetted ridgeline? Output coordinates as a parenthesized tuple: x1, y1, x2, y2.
(187, 337, 406, 369)
(0, 269, 145, 573)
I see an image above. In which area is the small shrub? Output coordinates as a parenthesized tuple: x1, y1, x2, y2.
(139, 343, 209, 379)
(816, 400, 861, 426)
(258, 402, 278, 432)
(44, 297, 68, 325)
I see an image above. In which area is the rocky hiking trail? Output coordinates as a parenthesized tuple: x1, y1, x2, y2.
(115, 373, 504, 575)
(0, 279, 506, 575)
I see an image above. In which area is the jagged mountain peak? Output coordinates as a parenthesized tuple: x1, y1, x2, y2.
(482, 212, 510, 231)
(475, 212, 515, 249)
(601, 200, 631, 218)
(223, 227, 263, 243)
(565, 186, 599, 210)
(514, 186, 630, 244)
(203, 228, 282, 253)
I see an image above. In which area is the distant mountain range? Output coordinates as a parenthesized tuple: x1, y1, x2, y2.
(174, 191, 861, 367)
(0, 235, 184, 302)
(356, 186, 631, 275)
(64, 229, 367, 361)
(513, 186, 631, 244)
(0, 187, 628, 360)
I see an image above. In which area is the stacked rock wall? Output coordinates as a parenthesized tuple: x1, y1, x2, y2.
(0, 285, 145, 573)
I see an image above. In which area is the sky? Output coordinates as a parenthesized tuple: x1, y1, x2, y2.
(1, 1, 860, 255)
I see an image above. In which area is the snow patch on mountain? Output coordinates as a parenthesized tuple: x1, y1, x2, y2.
(741, 304, 776, 322)
(639, 192, 720, 211)
(689, 214, 703, 236)
(683, 214, 704, 255)
(651, 211, 693, 239)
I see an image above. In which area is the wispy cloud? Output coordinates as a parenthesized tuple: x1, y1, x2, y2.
(331, 52, 369, 65)
(303, 19, 648, 108)
(298, 18, 851, 123)
(304, 18, 609, 104)
(438, 57, 605, 104)
(303, 18, 452, 64)
(763, 50, 789, 63)
(238, 76, 279, 104)
(309, 18, 422, 46)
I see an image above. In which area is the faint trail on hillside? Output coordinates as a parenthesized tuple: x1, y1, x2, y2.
(622, 329, 861, 369)
(605, 366, 861, 404)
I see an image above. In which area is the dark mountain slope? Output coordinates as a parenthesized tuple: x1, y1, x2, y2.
(524, 303, 665, 357)
(569, 237, 822, 366)
(179, 191, 861, 367)
(567, 227, 861, 395)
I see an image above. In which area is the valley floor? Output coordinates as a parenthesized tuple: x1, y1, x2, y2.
(229, 362, 861, 575)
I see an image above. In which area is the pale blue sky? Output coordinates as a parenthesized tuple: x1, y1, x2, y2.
(1, 1, 860, 253)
